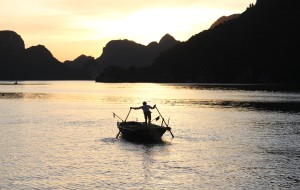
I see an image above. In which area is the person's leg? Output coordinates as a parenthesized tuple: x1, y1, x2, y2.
(144, 113, 147, 123)
(148, 112, 152, 124)
(144, 111, 151, 124)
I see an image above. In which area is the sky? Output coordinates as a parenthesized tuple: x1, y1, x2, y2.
(1, 0, 256, 62)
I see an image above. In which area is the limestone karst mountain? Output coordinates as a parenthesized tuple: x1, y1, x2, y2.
(96, 0, 300, 83)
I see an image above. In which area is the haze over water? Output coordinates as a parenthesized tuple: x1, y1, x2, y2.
(0, 81, 299, 189)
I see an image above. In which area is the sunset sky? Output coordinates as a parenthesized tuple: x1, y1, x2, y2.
(1, 0, 256, 62)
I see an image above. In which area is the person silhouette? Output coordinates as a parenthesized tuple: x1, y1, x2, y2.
(131, 101, 156, 124)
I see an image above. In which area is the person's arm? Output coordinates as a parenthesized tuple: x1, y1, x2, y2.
(130, 106, 142, 110)
(150, 104, 156, 109)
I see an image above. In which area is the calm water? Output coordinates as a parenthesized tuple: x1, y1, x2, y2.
(0, 81, 299, 189)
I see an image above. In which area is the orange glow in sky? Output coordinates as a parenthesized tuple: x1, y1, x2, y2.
(1, 0, 256, 62)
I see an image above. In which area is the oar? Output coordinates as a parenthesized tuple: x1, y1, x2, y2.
(124, 108, 132, 122)
(155, 106, 174, 138)
(116, 131, 121, 138)
(116, 108, 131, 138)
(113, 112, 124, 138)
(112, 112, 124, 121)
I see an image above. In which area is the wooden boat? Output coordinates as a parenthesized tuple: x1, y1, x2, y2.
(117, 121, 171, 142)
(114, 106, 174, 143)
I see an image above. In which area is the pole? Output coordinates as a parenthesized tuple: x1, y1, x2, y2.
(116, 131, 120, 138)
(113, 112, 124, 121)
(155, 106, 174, 138)
(124, 108, 131, 122)
(113, 112, 124, 138)
(114, 109, 131, 139)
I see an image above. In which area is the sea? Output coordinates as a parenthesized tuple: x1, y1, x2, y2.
(0, 81, 299, 189)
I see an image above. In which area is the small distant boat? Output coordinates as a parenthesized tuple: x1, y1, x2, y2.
(113, 106, 174, 143)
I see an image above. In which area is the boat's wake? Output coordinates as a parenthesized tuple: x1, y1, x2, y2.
(98, 137, 119, 144)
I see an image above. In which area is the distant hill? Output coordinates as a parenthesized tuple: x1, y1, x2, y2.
(0, 31, 24, 80)
(0, 30, 179, 80)
(95, 34, 179, 72)
(65, 54, 95, 70)
(96, 0, 300, 83)
(63, 34, 179, 79)
(22, 45, 68, 80)
(209, 14, 240, 29)
(2, 0, 299, 83)
(0, 30, 91, 80)
(64, 55, 98, 79)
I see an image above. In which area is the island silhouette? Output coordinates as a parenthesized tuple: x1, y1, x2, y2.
(96, 0, 300, 83)
(0, 0, 299, 83)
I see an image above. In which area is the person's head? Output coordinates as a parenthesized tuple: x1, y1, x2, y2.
(143, 101, 147, 105)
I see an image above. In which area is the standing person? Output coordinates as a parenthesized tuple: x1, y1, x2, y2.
(131, 101, 156, 124)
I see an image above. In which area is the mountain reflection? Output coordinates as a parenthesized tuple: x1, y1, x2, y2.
(157, 99, 300, 113)
(208, 100, 300, 113)
(0, 92, 24, 99)
(169, 83, 300, 92)
(0, 92, 50, 100)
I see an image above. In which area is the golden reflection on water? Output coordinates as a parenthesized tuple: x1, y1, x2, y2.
(1, 81, 300, 112)
(1, 81, 300, 189)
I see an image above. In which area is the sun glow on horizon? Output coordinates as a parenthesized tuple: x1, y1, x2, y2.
(1, 0, 256, 62)
(80, 7, 231, 45)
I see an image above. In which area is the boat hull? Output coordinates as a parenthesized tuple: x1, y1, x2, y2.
(117, 121, 169, 142)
